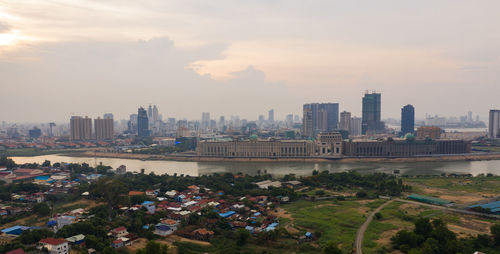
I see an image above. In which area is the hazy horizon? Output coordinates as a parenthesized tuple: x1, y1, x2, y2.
(1, 1, 499, 122)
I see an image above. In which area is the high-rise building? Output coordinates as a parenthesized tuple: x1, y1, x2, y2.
(201, 112, 210, 129)
(218, 116, 225, 129)
(95, 116, 114, 140)
(137, 107, 149, 137)
(70, 116, 92, 140)
(268, 109, 274, 123)
(152, 105, 159, 123)
(349, 117, 362, 136)
(302, 103, 339, 137)
(339, 111, 351, 131)
(29, 127, 42, 139)
(362, 92, 384, 134)
(401, 104, 415, 135)
(286, 114, 293, 126)
(147, 105, 153, 119)
(103, 113, 113, 119)
(489, 110, 500, 139)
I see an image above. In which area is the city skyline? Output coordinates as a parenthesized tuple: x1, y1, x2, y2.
(1, 1, 500, 122)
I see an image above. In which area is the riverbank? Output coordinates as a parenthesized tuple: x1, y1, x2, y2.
(71, 151, 500, 163)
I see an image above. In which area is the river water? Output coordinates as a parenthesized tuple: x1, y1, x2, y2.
(9, 155, 500, 177)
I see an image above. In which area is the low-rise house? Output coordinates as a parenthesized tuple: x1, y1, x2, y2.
(112, 239, 124, 249)
(154, 224, 174, 236)
(141, 201, 156, 214)
(38, 238, 69, 254)
(6, 248, 25, 254)
(128, 191, 144, 197)
(192, 228, 214, 241)
(110, 226, 128, 238)
(1, 225, 30, 236)
(65, 234, 85, 246)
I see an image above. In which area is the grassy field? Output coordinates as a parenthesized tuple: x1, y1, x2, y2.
(362, 200, 496, 253)
(405, 176, 500, 193)
(281, 199, 385, 253)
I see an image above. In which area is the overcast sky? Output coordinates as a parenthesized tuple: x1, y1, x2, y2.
(1, 0, 499, 123)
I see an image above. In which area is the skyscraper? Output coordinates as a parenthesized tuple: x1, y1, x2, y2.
(350, 117, 362, 136)
(147, 105, 153, 119)
(302, 103, 339, 137)
(489, 110, 500, 139)
(268, 109, 274, 123)
(201, 112, 210, 129)
(137, 107, 149, 137)
(103, 113, 113, 119)
(152, 105, 159, 123)
(95, 116, 114, 140)
(339, 111, 351, 131)
(401, 104, 415, 135)
(362, 92, 383, 134)
(70, 116, 92, 140)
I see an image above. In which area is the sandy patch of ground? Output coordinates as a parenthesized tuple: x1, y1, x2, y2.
(125, 238, 148, 252)
(448, 224, 486, 238)
(314, 203, 338, 208)
(375, 229, 400, 246)
(169, 235, 211, 246)
(355, 200, 372, 204)
(357, 207, 370, 215)
(60, 199, 103, 209)
(270, 208, 293, 221)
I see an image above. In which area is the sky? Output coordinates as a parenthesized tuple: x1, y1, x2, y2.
(0, 0, 499, 123)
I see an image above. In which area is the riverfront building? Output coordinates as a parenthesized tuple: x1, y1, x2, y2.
(342, 139, 471, 157)
(198, 132, 471, 158)
(362, 92, 385, 134)
(489, 110, 500, 139)
(197, 138, 316, 158)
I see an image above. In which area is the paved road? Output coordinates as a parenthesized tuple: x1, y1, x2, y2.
(355, 200, 394, 254)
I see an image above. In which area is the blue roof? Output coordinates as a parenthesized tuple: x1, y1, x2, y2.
(35, 175, 50, 180)
(468, 200, 500, 209)
(219, 211, 237, 218)
(305, 232, 312, 237)
(245, 226, 254, 231)
(254, 212, 261, 216)
(156, 225, 171, 231)
(47, 221, 57, 226)
(142, 201, 154, 205)
(1, 225, 23, 233)
(143, 225, 150, 229)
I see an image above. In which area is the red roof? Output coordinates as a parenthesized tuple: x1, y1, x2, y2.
(39, 238, 67, 245)
(6, 248, 25, 254)
(111, 226, 127, 233)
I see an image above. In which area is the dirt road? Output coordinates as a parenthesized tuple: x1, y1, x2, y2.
(354, 200, 394, 254)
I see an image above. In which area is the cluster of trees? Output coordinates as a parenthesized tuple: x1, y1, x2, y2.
(392, 217, 500, 254)
(0, 156, 16, 169)
(302, 171, 411, 196)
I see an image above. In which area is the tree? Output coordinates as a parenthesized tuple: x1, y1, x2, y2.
(414, 218, 433, 237)
(33, 202, 51, 217)
(42, 160, 51, 167)
(323, 241, 342, 254)
(491, 224, 500, 246)
(236, 228, 250, 246)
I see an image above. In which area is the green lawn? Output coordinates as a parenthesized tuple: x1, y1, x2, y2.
(282, 199, 382, 252)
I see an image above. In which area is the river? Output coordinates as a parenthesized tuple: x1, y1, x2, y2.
(9, 155, 500, 177)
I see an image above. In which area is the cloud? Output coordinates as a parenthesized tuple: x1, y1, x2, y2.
(0, 37, 291, 122)
(0, 21, 10, 33)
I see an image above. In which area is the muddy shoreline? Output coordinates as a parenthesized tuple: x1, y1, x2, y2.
(71, 151, 500, 163)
